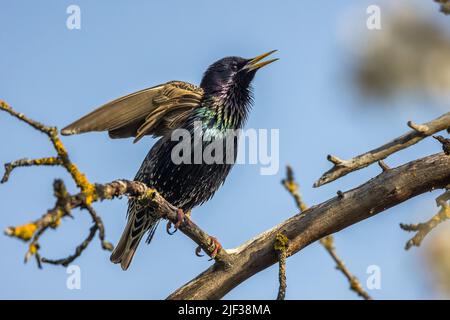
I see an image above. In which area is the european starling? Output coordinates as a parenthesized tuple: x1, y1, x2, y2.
(61, 50, 278, 270)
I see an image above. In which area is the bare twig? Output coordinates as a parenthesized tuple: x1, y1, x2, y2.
(320, 236, 371, 300)
(434, 135, 450, 155)
(40, 202, 113, 266)
(2, 157, 63, 183)
(41, 225, 98, 267)
(378, 160, 390, 172)
(282, 165, 371, 300)
(400, 188, 450, 250)
(314, 112, 450, 187)
(84, 204, 113, 251)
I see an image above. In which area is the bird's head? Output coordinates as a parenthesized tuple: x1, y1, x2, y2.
(200, 50, 278, 109)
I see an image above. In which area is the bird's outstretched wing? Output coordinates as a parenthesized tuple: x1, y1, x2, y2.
(61, 81, 204, 143)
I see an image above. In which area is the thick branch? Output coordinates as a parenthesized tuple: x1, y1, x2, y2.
(168, 152, 450, 299)
(314, 112, 450, 187)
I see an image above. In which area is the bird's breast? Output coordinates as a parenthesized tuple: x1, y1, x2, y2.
(136, 132, 238, 211)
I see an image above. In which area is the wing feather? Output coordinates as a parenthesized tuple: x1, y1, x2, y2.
(61, 81, 203, 142)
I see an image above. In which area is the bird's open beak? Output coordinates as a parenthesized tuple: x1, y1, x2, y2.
(243, 50, 278, 72)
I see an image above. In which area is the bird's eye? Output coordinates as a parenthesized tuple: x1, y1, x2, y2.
(232, 63, 238, 71)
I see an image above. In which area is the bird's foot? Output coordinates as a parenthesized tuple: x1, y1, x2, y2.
(166, 221, 175, 235)
(166, 209, 191, 235)
(208, 236, 222, 260)
(194, 236, 223, 259)
(195, 245, 204, 257)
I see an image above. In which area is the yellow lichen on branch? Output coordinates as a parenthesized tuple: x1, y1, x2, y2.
(274, 233, 289, 251)
(66, 163, 96, 204)
(5, 223, 37, 241)
(29, 243, 38, 254)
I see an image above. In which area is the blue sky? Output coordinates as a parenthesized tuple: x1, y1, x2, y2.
(0, 0, 448, 299)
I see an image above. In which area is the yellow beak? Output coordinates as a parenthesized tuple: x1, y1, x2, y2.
(244, 50, 279, 72)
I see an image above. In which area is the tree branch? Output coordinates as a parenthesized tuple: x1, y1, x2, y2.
(167, 152, 450, 299)
(314, 112, 450, 187)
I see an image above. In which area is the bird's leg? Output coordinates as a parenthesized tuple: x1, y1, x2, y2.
(166, 208, 191, 235)
(174, 208, 186, 229)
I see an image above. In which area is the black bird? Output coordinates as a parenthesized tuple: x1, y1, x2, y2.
(61, 51, 278, 270)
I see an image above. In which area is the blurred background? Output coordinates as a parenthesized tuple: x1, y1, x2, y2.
(1, 0, 449, 299)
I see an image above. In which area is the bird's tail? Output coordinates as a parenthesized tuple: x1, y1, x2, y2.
(110, 203, 160, 271)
